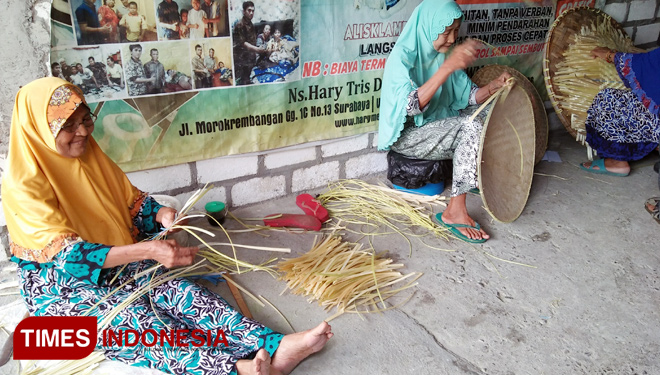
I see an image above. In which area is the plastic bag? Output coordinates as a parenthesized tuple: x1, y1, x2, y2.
(386, 151, 452, 189)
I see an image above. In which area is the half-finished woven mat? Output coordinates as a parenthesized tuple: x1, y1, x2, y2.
(543, 6, 636, 139)
(478, 84, 535, 223)
(472, 65, 548, 165)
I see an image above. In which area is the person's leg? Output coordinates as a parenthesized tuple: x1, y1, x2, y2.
(391, 116, 488, 240)
(581, 158, 630, 174)
(441, 119, 489, 241)
(148, 276, 331, 375)
(270, 321, 333, 375)
(149, 277, 282, 353)
(19, 261, 249, 375)
(582, 88, 660, 173)
(236, 63, 252, 86)
(235, 349, 271, 375)
(101, 264, 279, 375)
(645, 197, 660, 224)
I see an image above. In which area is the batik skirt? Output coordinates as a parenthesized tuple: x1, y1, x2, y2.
(585, 88, 660, 161)
(390, 106, 486, 197)
(18, 258, 282, 375)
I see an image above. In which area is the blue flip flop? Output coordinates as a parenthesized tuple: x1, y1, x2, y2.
(434, 212, 487, 244)
(579, 159, 629, 177)
(468, 188, 480, 195)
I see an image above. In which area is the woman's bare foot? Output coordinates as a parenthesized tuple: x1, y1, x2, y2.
(581, 158, 630, 175)
(271, 322, 333, 375)
(442, 194, 489, 241)
(236, 349, 271, 375)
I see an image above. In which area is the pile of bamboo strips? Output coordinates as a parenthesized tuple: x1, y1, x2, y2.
(277, 235, 422, 321)
(317, 180, 450, 253)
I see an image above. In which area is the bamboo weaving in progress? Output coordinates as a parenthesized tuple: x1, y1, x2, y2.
(543, 7, 641, 144)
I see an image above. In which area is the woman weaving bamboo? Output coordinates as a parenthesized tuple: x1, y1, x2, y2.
(578, 47, 660, 224)
(378, 0, 510, 243)
(1, 77, 332, 375)
(580, 47, 660, 177)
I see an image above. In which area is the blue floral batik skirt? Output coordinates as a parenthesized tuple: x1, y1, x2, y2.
(585, 88, 660, 161)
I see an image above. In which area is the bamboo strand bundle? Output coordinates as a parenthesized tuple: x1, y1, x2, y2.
(277, 235, 422, 321)
(553, 18, 639, 141)
(316, 179, 450, 253)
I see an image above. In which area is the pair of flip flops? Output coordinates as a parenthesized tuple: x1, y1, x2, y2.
(644, 197, 660, 225)
(579, 159, 629, 177)
(263, 194, 329, 231)
(434, 212, 487, 244)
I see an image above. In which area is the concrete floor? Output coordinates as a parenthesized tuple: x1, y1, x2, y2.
(1, 111, 660, 375)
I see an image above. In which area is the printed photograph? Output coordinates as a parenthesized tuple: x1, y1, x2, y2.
(122, 41, 195, 96)
(189, 39, 233, 89)
(51, 46, 129, 102)
(158, 0, 230, 41)
(230, 0, 301, 85)
(71, 0, 158, 45)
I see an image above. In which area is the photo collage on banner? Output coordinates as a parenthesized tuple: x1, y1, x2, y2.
(50, 0, 302, 103)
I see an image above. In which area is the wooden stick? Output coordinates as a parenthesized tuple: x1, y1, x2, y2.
(223, 274, 253, 319)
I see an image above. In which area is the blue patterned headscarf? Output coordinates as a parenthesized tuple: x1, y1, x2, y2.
(378, 0, 472, 150)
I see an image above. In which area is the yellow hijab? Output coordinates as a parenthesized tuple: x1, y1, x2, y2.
(2, 77, 142, 263)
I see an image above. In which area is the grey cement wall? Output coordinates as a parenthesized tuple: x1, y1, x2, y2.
(0, 0, 659, 260)
(604, 0, 660, 48)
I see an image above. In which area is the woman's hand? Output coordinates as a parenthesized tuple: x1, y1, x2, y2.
(420, 39, 482, 108)
(103, 238, 198, 269)
(475, 72, 512, 104)
(591, 46, 611, 60)
(156, 206, 178, 229)
(488, 71, 512, 94)
(445, 39, 481, 72)
(149, 239, 199, 268)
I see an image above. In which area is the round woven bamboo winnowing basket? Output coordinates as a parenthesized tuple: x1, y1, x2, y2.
(543, 6, 630, 139)
(477, 84, 535, 223)
(472, 65, 548, 165)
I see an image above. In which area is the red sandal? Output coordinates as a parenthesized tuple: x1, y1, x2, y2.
(263, 213, 322, 231)
(296, 193, 329, 222)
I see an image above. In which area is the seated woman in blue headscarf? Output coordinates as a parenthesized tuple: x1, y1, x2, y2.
(578, 47, 660, 224)
(378, 0, 510, 243)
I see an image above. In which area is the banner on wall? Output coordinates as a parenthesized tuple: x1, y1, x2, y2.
(456, 0, 556, 98)
(50, 0, 420, 171)
(50, 0, 597, 172)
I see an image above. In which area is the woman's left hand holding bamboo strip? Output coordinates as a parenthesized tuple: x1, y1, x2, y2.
(475, 71, 512, 104)
(156, 206, 178, 228)
(102, 239, 199, 269)
(591, 46, 616, 63)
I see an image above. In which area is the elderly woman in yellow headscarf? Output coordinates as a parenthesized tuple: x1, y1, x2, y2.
(2, 77, 332, 375)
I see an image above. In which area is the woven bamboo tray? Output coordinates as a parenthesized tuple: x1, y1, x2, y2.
(478, 84, 535, 223)
(472, 65, 548, 165)
(543, 6, 631, 139)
